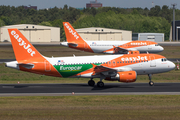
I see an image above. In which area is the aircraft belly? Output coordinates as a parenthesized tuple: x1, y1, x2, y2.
(135, 46, 147, 53)
(91, 46, 112, 53)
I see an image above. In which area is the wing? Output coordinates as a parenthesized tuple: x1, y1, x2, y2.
(113, 46, 129, 54)
(92, 64, 133, 77)
(103, 46, 129, 54)
(92, 64, 117, 77)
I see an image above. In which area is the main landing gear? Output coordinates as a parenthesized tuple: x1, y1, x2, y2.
(148, 74, 154, 86)
(97, 81, 104, 88)
(88, 78, 104, 88)
(88, 79, 95, 86)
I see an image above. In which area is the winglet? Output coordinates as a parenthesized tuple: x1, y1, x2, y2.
(8, 29, 43, 62)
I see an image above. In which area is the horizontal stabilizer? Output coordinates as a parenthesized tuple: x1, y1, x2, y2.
(68, 43, 78, 47)
(18, 63, 34, 69)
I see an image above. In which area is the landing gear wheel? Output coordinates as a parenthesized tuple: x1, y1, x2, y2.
(148, 74, 154, 86)
(88, 80, 95, 86)
(149, 81, 154, 86)
(97, 81, 104, 88)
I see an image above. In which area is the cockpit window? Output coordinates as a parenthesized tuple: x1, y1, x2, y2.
(155, 44, 159, 46)
(161, 58, 167, 62)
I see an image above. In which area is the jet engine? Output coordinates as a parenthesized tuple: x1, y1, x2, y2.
(105, 71, 137, 83)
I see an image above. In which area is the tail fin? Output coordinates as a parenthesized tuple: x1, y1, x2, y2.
(8, 29, 42, 62)
(63, 22, 85, 44)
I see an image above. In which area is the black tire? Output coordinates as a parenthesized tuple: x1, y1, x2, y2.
(97, 81, 104, 88)
(149, 81, 154, 86)
(88, 80, 95, 86)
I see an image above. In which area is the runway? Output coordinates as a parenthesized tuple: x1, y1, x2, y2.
(0, 83, 180, 96)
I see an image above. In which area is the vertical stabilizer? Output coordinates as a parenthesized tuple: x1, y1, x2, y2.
(63, 22, 85, 44)
(8, 29, 43, 62)
(63, 22, 93, 52)
(8, 29, 62, 77)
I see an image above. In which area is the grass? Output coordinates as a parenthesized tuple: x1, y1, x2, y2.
(160, 46, 180, 58)
(0, 45, 99, 59)
(0, 95, 180, 120)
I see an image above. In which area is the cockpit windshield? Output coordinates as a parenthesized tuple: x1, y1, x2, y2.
(155, 44, 159, 46)
(161, 58, 167, 62)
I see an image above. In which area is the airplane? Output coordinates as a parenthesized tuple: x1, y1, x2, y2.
(61, 22, 164, 54)
(5, 28, 175, 87)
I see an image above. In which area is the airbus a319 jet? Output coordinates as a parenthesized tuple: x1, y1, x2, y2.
(6, 28, 175, 87)
(61, 22, 164, 54)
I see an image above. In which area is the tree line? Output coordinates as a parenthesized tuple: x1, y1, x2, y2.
(0, 5, 179, 40)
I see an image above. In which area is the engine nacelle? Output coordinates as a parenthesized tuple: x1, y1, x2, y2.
(105, 71, 137, 83)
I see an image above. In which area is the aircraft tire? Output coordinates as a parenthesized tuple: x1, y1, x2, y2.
(97, 81, 104, 88)
(149, 81, 154, 86)
(88, 80, 95, 86)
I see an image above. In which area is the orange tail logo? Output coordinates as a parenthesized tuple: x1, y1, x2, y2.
(63, 22, 94, 53)
(63, 22, 84, 43)
(8, 29, 42, 62)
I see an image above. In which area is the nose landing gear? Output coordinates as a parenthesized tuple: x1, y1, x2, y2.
(148, 74, 154, 86)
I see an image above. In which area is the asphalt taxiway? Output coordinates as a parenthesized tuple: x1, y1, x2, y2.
(0, 83, 180, 96)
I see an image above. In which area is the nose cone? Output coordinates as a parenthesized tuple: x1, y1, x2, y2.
(168, 61, 176, 70)
(159, 46, 164, 52)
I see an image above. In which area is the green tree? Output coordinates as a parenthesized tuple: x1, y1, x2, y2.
(0, 16, 12, 25)
(149, 5, 161, 17)
(39, 21, 52, 26)
(0, 19, 5, 27)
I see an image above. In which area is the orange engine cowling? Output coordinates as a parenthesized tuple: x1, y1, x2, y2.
(105, 71, 137, 83)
